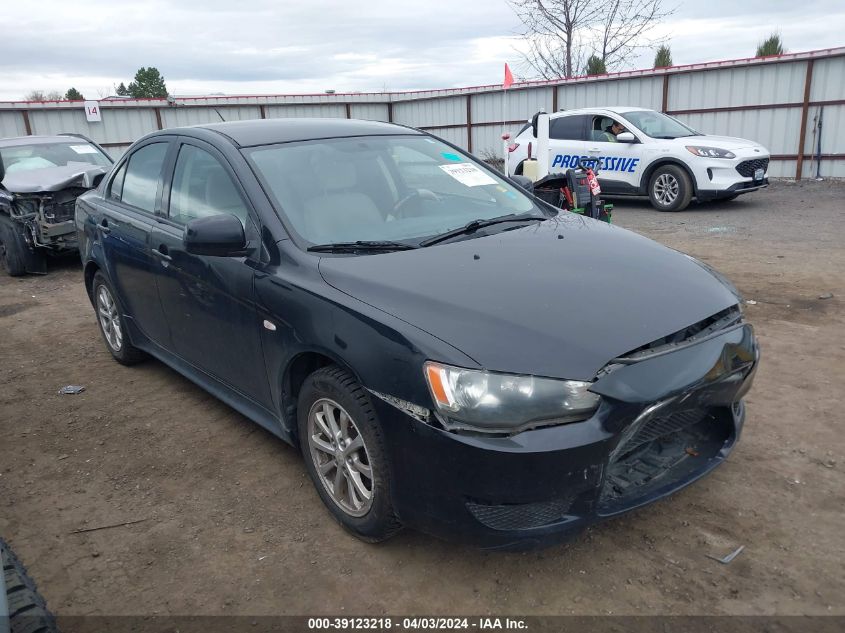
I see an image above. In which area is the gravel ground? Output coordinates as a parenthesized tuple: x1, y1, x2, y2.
(1, 180, 843, 618)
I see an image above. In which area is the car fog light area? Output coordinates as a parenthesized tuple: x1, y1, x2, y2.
(424, 361, 599, 434)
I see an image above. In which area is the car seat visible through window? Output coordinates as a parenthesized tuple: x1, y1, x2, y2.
(302, 156, 382, 244)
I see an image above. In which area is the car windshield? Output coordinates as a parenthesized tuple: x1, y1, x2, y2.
(623, 110, 699, 139)
(0, 141, 112, 174)
(244, 135, 540, 246)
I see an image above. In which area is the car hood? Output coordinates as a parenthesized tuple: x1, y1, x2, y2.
(1, 164, 108, 193)
(318, 216, 740, 382)
(665, 135, 767, 152)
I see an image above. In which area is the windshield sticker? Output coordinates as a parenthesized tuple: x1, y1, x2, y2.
(552, 153, 640, 173)
(439, 163, 497, 187)
(69, 144, 99, 155)
(440, 152, 462, 162)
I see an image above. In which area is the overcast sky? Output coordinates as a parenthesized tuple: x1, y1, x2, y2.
(2, 0, 843, 101)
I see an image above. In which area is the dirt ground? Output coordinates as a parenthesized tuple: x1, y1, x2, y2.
(1, 180, 843, 617)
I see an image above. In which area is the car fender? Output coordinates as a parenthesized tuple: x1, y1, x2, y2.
(639, 156, 699, 197)
(255, 246, 479, 438)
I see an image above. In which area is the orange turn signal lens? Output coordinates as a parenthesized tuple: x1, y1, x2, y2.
(425, 363, 451, 406)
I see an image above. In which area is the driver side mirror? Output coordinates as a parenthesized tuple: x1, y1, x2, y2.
(510, 175, 534, 194)
(616, 132, 636, 143)
(183, 214, 247, 257)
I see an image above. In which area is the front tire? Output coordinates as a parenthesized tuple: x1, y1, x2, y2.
(92, 271, 147, 365)
(297, 366, 402, 543)
(648, 165, 693, 212)
(0, 222, 31, 277)
(2, 538, 59, 633)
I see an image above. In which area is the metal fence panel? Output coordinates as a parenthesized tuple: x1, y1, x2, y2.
(470, 125, 509, 160)
(393, 96, 466, 128)
(265, 103, 346, 118)
(424, 125, 468, 148)
(809, 56, 845, 101)
(670, 62, 809, 111)
(472, 87, 553, 125)
(29, 107, 159, 147)
(0, 111, 27, 137)
(559, 77, 663, 111)
(801, 103, 845, 178)
(160, 105, 263, 128)
(349, 103, 390, 121)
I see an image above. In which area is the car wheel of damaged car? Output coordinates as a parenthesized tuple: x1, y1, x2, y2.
(0, 221, 27, 276)
(649, 165, 692, 212)
(92, 272, 147, 365)
(298, 366, 401, 542)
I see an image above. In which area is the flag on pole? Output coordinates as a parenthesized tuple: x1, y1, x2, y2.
(503, 63, 514, 90)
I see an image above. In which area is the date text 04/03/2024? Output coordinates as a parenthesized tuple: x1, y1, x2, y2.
(307, 617, 528, 630)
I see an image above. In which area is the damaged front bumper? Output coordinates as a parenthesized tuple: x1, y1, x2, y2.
(375, 323, 758, 549)
(8, 192, 79, 252)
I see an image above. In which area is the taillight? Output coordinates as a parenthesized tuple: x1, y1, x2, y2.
(507, 143, 519, 153)
(527, 142, 533, 159)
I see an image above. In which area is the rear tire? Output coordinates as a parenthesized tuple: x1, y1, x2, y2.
(648, 165, 693, 212)
(92, 271, 147, 365)
(297, 365, 402, 543)
(1, 538, 59, 633)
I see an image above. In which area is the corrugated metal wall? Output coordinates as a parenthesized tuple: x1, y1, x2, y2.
(2, 48, 843, 178)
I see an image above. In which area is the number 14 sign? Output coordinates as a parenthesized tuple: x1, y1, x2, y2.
(84, 101, 102, 122)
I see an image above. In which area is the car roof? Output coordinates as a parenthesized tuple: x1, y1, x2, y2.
(0, 134, 91, 148)
(184, 118, 422, 148)
(553, 106, 651, 117)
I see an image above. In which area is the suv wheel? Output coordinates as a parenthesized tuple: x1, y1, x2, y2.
(298, 366, 402, 542)
(648, 165, 693, 212)
(92, 271, 147, 365)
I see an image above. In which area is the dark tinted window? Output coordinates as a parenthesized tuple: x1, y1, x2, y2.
(120, 143, 168, 213)
(109, 162, 127, 200)
(168, 145, 249, 225)
(549, 115, 588, 141)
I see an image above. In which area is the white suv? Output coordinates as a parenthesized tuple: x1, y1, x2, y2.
(507, 107, 770, 211)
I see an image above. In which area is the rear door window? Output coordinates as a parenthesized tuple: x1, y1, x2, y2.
(549, 115, 589, 141)
(120, 143, 169, 213)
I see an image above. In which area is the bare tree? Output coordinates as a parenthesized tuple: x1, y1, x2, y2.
(511, 0, 673, 79)
(511, 0, 592, 79)
(25, 90, 64, 101)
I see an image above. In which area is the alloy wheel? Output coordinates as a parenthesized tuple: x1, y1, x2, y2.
(97, 285, 123, 351)
(654, 173, 680, 206)
(307, 398, 374, 517)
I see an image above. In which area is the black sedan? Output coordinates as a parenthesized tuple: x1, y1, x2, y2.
(76, 118, 758, 549)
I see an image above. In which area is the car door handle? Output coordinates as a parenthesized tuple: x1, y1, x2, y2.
(588, 147, 601, 153)
(97, 221, 111, 234)
(152, 248, 172, 262)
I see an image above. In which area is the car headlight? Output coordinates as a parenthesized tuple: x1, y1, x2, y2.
(685, 146, 736, 159)
(424, 361, 600, 434)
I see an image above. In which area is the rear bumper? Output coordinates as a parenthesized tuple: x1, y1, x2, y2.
(376, 324, 758, 549)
